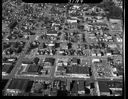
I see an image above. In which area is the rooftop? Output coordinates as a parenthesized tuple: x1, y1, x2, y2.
(7, 79, 30, 92)
(27, 65, 40, 73)
(98, 81, 123, 93)
(78, 80, 85, 91)
(44, 58, 55, 66)
(66, 66, 89, 74)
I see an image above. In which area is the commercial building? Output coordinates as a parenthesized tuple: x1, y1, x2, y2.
(98, 81, 123, 96)
(6, 79, 31, 95)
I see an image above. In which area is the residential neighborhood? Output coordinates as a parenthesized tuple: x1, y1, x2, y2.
(2, 0, 124, 96)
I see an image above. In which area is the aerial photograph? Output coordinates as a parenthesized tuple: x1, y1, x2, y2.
(2, 0, 124, 96)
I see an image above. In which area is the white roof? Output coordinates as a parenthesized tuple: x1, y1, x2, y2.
(110, 19, 121, 23)
(106, 53, 112, 56)
(73, 5, 80, 9)
(117, 37, 122, 42)
(112, 68, 117, 72)
(21, 63, 28, 66)
(92, 53, 96, 56)
(46, 33, 57, 36)
(67, 19, 77, 23)
(92, 59, 100, 63)
(48, 43, 54, 46)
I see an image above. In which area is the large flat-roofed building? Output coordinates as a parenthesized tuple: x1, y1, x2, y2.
(27, 64, 40, 74)
(98, 81, 123, 96)
(6, 79, 31, 95)
(66, 65, 90, 75)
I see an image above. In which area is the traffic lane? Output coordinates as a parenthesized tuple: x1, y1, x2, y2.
(29, 54, 109, 59)
(13, 74, 96, 82)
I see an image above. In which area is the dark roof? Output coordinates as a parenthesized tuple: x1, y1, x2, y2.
(78, 80, 85, 91)
(1, 79, 8, 90)
(66, 66, 89, 74)
(25, 81, 34, 92)
(44, 58, 55, 65)
(105, 81, 123, 88)
(22, 60, 33, 64)
(2, 64, 13, 73)
(98, 81, 110, 92)
(98, 81, 122, 92)
(90, 83, 95, 88)
(71, 58, 78, 63)
(27, 65, 40, 73)
(57, 66, 65, 71)
(85, 87, 90, 94)
(57, 90, 68, 96)
(7, 79, 29, 92)
(71, 81, 78, 93)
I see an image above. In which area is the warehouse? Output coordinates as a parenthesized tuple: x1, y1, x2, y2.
(6, 79, 30, 94)
(27, 64, 41, 74)
(66, 66, 89, 74)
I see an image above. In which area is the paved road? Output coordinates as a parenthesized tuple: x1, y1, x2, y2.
(2, 9, 123, 96)
(6, 35, 36, 79)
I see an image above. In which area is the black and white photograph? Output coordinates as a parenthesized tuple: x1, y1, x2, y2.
(1, 0, 125, 97)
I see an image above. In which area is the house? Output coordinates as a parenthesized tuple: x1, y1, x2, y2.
(2, 62, 13, 66)
(71, 58, 80, 65)
(96, 19, 104, 23)
(7, 57, 17, 62)
(116, 37, 122, 43)
(22, 59, 33, 64)
(57, 66, 66, 72)
(92, 59, 100, 63)
(60, 43, 68, 49)
(92, 53, 96, 56)
(106, 53, 112, 56)
(109, 19, 122, 23)
(108, 44, 117, 49)
(48, 43, 55, 47)
(44, 58, 55, 66)
(78, 80, 85, 94)
(67, 19, 77, 23)
(97, 53, 101, 56)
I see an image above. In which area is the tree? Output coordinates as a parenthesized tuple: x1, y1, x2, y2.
(108, 6, 123, 19)
(33, 57, 40, 65)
